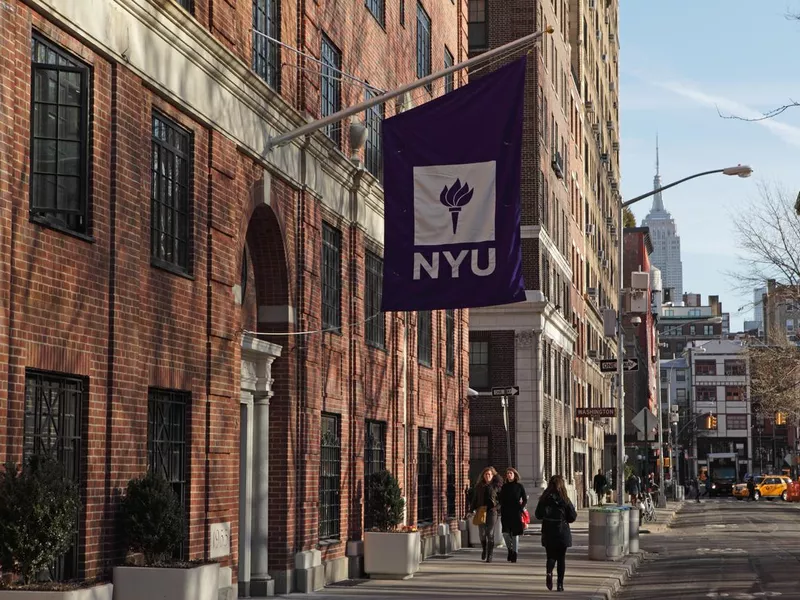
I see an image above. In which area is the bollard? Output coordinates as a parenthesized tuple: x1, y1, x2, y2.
(588, 507, 623, 561)
(620, 506, 630, 555)
(627, 504, 639, 553)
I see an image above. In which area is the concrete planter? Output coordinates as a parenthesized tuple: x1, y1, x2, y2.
(363, 531, 420, 580)
(0, 583, 113, 600)
(112, 562, 218, 600)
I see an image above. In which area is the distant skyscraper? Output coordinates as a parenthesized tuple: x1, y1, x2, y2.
(753, 286, 766, 325)
(642, 138, 684, 304)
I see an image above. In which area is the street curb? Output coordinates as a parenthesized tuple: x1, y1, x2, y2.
(588, 552, 645, 600)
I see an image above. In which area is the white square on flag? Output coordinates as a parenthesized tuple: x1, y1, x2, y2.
(412, 161, 496, 246)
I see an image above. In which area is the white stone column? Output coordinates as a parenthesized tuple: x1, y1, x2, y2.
(251, 391, 272, 595)
(239, 393, 254, 597)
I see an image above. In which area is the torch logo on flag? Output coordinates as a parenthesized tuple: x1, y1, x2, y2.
(440, 179, 474, 234)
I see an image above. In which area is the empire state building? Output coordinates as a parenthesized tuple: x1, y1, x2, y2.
(642, 141, 684, 304)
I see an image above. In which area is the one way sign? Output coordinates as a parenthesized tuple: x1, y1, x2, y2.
(492, 386, 520, 397)
(599, 358, 639, 373)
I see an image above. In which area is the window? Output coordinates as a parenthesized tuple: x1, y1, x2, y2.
(676, 369, 686, 382)
(724, 360, 746, 376)
(365, 0, 385, 25)
(24, 370, 85, 580)
(660, 369, 667, 380)
(320, 34, 342, 146)
(469, 340, 489, 389)
(319, 413, 341, 540)
(446, 431, 456, 518)
(676, 388, 686, 401)
(364, 420, 386, 530)
(365, 251, 385, 348)
(689, 325, 696, 335)
(695, 360, 716, 376)
(400, 0, 405, 25)
(726, 414, 747, 431)
(696, 386, 717, 402)
(176, 0, 194, 12)
(445, 309, 455, 374)
(417, 427, 433, 525)
(703, 325, 714, 336)
(468, 0, 487, 50)
(417, 310, 432, 366)
(469, 433, 489, 481)
(725, 386, 745, 402)
(444, 47, 454, 93)
(416, 3, 431, 89)
(322, 223, 342, 330)
(148, 388, 188, 557)
(252, 0, 280, 89)
(151, 113, 192, 272)
(30, 35, 90, 235)
(364, 89, 384, 181)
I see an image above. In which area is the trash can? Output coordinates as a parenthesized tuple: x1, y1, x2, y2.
(588, 507, 623, 561)
(627, 504, 639, 553)
(620, 505, 631, 555)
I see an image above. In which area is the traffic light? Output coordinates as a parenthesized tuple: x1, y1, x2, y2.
(775, 412, 787, 426)
(705, 414, 718, 430)
(664, 457, 671, 468)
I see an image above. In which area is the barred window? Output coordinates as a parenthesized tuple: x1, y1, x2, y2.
(319, 413, 342, 541)
(416, 3, 431, 90)
(252, 0, 281, 89)
(365, 0, 385, 25)
(364, 89, 384, 181)
(417, 427, 433, 525)
(417, 310, 432, 366)
(30, 35, 90, 235)
(445, 309, 455, 374)
(469, 340, 489, 389)
(446, 430, 456, 518)
(726, 415, 747, 430)
(322, 222, 342, 330)
(151, 113, 191, 272)
(469, 433, 488, 482)
(320, 34, 342, 146)
(365, 251, 385, 348)
(364, 420, 386, 530)
(444, 47, 454, 93)
(24, 369, 85, 581)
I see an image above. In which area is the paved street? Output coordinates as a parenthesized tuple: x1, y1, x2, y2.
(620, 497, 800, 599)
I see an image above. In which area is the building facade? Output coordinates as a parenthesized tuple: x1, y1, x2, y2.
(0, 0, 471, 593)
(466, 0, 620, 507)
(660, 357, 690, 482)
(658, 294, 727, 359)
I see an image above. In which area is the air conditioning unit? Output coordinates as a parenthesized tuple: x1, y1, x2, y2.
(610, 225, 617, 236)
(630, 271, 650, 291)
(602, 54, 607, 62)
(586, 223, 596, 235)
(585, 100, 594, 112)
(551, 151, 565, 180)
(596, 29, 602, 41)
(599, 249, 605, 260)
(610, 82, 616, 92)
(588, 349, 599, 359)
(592, 123, 601, 133)
(612, 142, 620, 151)
(600, 153, 609, 162)
(610, 33, 616, 42)
(606, 120, 614, 129)
(588, 287, 598, 298)
(603, 258, 609, 269)
(605, 216, 614, 228)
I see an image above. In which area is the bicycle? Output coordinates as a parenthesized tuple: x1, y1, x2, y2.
(640, 487, 657, 523)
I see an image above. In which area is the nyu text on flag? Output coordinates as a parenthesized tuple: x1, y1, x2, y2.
(381, 57, 527, 311)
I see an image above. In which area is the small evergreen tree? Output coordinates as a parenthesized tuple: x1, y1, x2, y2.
(0, 455, 80, 585)
(119, 472, 184, 565)
(365, 470, 405, 532)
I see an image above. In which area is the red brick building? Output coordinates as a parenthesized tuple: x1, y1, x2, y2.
(0, 0, 470, 595)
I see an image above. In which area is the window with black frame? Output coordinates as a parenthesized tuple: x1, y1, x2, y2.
(469, 340, 489, 389)
(365, 250, 385, 348)
(252, 0, 281, 90)
(417, 310, 432, 366)
(365, 0, 385, 26)
(445, 309, 455, 374)
(176, 0, 193, 12)
(363, 420, 386, 530)
(320, 34, 342, 146)
(468, 0, 487, 50)
(30, 35, 90, 235)
(417, 427, 433, 525)
(416, 3, 431, 90)
(364, 89, 384, 181)
(322, 223, 342, 330)
(151, 112, 192, 273)
(444, 47, 454, 93)
(23, 370, 86, 581)
(319, 413, 342, 541)
(446, 431, 456, 518)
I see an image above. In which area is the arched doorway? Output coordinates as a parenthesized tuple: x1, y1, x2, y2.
(238, 196, 290, 598)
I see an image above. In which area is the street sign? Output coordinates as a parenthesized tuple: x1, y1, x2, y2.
(491, 386, 519, 396)
(632, 407, 659, 435)
(576, 407, 616, 418)
(599, 358, 639, 373)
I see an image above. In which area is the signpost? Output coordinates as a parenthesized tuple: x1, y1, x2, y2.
(492, 387, 519, 469)
(600, 358, 638, 373)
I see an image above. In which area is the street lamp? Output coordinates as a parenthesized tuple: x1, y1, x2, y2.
(615, 165, 752, 506)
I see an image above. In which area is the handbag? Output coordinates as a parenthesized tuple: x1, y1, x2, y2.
(521, 508, 531, 527)
(472, 506, 487, 526)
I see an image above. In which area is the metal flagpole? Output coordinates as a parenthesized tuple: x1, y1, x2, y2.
(265, 27, 555, 151)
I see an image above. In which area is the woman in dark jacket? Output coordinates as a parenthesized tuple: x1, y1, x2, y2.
(469, 467, 504, 562)
(499, 467, 527, 562)
(534, 474, 577, 592)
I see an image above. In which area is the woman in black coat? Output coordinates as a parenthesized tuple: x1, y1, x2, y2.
(499, 467, 527, 562)
(469, 467, 504, 562)
(534, 474, 577, 592)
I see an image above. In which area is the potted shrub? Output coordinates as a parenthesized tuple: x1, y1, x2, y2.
(112, 472, 218, 600)
(0, 455, 113, 599)
(363, 470, 420, 580)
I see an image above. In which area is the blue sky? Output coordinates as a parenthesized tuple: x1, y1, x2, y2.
(620, 1, 800, 330)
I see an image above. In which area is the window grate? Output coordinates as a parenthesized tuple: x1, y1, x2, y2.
(416, 3, 431, 90)
(320, 34, 342, 146)
(319, 414, 342, 540)
(151, 112, 191, 272)
(363, 420, 387, 530)
(446, 431, 456, 518)
(365, 251, 385, 348)
(365, 0, 385, 26)
(322, 223, 342, 330)
(364, 89, 384, 181)
(417, 428, 434, 525)
(24, 370, 85, 581)
(445, 309, 455, 374)
(417, 310, 432, 366)
(252, 0, 281, 90)
(30, 35, 90, 235)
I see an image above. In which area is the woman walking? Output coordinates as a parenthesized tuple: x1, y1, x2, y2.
(499, 467, 527, 562)
(534, 474, 577, 592)
(470, 467, 504, 562)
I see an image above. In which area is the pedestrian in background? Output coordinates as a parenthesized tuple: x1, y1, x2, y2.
(499, 467, 527, 563)
(593, 469, 607, 505)
(747, 475, 756, 501)
(535, 474, 577, 592)
(626, 472, 641, 505)
(469, 467, 503, 562)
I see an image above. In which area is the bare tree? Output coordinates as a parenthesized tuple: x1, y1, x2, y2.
(745, 330, 800, 419)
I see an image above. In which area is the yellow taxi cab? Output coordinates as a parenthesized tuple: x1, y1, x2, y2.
(732, 475, 793, 501)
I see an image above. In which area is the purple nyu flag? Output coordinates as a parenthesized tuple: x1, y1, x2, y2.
(381, 57, 527, 311)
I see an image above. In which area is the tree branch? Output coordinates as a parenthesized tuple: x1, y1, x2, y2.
(717, 101, 800, 122)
